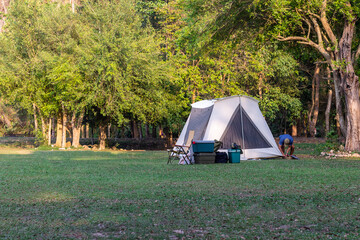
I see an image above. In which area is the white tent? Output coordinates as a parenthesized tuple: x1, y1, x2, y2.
(176, 95, 282, 160)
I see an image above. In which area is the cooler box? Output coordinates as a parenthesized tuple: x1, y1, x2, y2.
(228, 149, 241, 163)
(194, 153, 216, 164)
(192, 140, 215, 153)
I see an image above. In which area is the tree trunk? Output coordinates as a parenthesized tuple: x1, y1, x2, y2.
(336, 115, 341, 138)
(40, 115, 47, 142)
(51, 118, 55, 140)
(191, 89, 196, 104)
(332, 70, 347, 137)
(85, 123, 89, 138)
(152, 124, 157, 138)
(72, 111, 84, 148)
(339, 20, 360, 151)
(55, 115, 62, 147)
(258, 74, 263, 99)
(72, 126, 81, 147)
(107, 123, 111, 139)
(308, 64, 320, 137)
(99, 123, 107, 150)
(145, 124, 150, 138)
(139, 123, 143, 140)
(91, 126, 94, 145)
(159, 124, 165, 138)
(343, 87, 360, 150)
(48, 118, 52, 146)
(302, 116, 307, 136)
(33, 103, 38, 134)
(168, 131, 173, 147)
(325, 67, 333, 135)
(132, 120, 140, 138)
(61, 105, 66, 148)
(0, 0, 8, 33)
(291, 124, 297, 137)
(81, 125, 85, 139)
(70, 0, 75, 13)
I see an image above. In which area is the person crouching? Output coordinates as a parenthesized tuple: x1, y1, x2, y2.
(278, 134, 295, 159)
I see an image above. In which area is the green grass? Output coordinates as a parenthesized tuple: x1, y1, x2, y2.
(0, 149, 359, 239)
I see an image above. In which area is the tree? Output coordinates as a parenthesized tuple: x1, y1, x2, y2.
(161, 0, 305, 135)
(189, 0, 360, 150)
(252, 0, 360, 150)
(77, 0, 180, 148)
(308, 63, 321, 137)
(0, 0, 87, 146)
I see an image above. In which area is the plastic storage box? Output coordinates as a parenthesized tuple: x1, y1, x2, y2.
(192, 140, 215, 153)
(194, 152, 216, 164)
(228, 149, 241, 163)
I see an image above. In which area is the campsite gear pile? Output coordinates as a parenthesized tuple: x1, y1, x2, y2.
(191, 140, 242, 164)
(175, 95, 282, 160)
(192, 140, 216, 164)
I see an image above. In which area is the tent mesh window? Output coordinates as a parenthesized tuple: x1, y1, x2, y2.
(184, 105, 213, 143)
(220, 106, 272, 149)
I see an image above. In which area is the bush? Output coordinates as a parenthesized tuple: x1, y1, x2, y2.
(313, 130, 340, 155)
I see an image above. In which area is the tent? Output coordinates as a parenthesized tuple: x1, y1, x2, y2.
(175, 95, 282, 160)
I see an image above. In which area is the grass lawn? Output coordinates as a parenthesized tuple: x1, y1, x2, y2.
(0, 149, 359, 239)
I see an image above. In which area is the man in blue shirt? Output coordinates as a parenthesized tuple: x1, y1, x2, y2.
(278, 134, 295, 158)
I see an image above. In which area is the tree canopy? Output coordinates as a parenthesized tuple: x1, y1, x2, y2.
(1, 0, 359, 150)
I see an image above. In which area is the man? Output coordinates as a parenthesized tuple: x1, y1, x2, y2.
(278, 134, 295, 159)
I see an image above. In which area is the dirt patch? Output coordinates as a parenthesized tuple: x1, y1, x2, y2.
(0, 148, 33, 155)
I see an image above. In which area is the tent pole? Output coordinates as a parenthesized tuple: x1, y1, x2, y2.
(239, 96, 245, 159)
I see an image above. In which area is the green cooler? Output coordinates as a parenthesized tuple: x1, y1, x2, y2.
(192, 140, 215, 153)
(228, 149, 242, 163)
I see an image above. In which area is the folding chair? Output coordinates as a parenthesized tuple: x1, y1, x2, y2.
(167, 148, 181, 164)
(167, 130, 194, 164)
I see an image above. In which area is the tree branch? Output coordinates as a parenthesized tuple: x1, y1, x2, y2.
(320, 0, 338, 48)
(309, 15, 324, 48)
(277, 35, 331, 61)
(302, 16, 312, 39)
(1, 0, 8, 14)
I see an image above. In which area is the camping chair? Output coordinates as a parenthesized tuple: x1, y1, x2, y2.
(167, 145, 191, 164)
(167, 130, 194, 164)
(167, 147, 182, 164)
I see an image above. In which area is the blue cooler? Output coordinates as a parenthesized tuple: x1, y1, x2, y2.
(228, 149, 241, 163)
(192, 140, 215, 153)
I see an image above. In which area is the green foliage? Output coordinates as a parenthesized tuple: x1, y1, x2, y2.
(1, 0, 340, 138)
(77, 0, 181, 125)
(0, 0, 83, 116)
(156, 0, 305, 131)
(317, 130, 341, 153)
(260, 87, 302, 122)
(34, 129, 45, 146)
(135, 0, 167, 28)
(0, 0, 184, 137)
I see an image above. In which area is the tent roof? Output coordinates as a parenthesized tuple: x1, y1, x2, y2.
(192, 95, 259, 109)
(191, 99, 215, 108)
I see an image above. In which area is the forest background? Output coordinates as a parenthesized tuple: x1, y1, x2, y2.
(0, 0, 359, 151)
